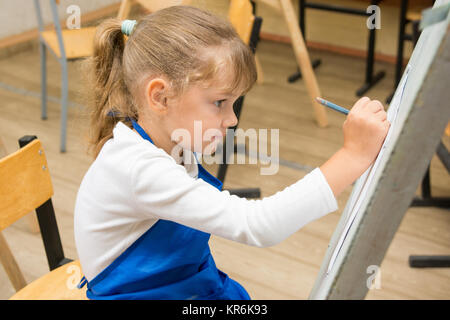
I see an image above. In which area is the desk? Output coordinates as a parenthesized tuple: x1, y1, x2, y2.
(288, 0, 386, 96)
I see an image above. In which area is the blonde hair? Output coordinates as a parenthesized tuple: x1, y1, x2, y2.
(85, 5, 257, 158)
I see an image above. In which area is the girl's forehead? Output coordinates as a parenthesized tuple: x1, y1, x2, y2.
(198, 80, 240, 98)
(198, 48, 240, 89)
(199, 67, 242, 96)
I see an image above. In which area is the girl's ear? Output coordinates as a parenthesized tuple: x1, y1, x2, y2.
(145, 78, 169, 114)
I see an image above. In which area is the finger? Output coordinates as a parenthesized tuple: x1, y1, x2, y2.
(373, 100, 385, 113)
(374, 110, 387, 121)
(352, 97, 371, 112)
(366, 100, 384, 113)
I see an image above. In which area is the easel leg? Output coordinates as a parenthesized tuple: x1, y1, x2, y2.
(287, 0, 321, 83)
(279, 0, 328, 127)
(287, 60, 321, 83)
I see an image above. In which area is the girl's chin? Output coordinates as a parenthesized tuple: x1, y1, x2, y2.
(179, 136, 223, 155)
(199, 137, 222, 155)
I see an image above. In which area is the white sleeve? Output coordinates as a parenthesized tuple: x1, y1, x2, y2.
(131, 153, 338, 248)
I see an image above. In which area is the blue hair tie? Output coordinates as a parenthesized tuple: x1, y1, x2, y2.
(121, 19, 137, 36)
(107, 110, 133, 122)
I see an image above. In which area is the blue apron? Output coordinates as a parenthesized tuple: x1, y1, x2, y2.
(78, 120, 250, 300)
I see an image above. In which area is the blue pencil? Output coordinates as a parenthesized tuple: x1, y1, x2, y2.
(316, 97, 349, 115)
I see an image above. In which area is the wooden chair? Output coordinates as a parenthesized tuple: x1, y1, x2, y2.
(214, 0, 263, 198)
(117, 0, 193, 20)
(34, 0, 97, 153)
(0, 135, 86, 299)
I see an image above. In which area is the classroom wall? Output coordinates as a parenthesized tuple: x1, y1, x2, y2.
(0, 0, 434, 61)
(0, 0, 121, 39)
(253, 0, 428, 61)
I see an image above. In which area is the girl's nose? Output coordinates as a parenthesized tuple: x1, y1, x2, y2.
(222, 106, 238, 128)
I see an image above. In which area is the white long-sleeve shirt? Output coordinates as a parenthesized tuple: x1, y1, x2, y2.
(74, 121, 338, 281)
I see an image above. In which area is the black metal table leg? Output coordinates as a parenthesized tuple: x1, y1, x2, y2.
(409, 256, 450, 268)
(387, 0, 409, 104)
(215, 11, 262, 199)
(217, 98, 261, 199)
(356, 0, 386, 96)
(409, 140, 450, 268)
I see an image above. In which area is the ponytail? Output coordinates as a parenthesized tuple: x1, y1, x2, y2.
(85, 18, 137, 158)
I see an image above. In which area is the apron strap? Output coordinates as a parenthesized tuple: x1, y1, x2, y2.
(77, 276, 88, 289)
(131, 119, 154, 144)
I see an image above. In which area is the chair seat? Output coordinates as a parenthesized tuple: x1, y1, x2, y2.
(41, 27, 97, 59)
(10, 260, 88, 300)
(406, 3, 431, 22)
(406, 10, 422, 22)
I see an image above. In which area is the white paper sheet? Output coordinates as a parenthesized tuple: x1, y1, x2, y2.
(326, 65, 412, 275)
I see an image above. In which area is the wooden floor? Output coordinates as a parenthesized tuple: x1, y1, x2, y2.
(0, 39, 449, 300)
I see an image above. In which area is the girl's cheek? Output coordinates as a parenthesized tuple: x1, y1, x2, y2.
(202, 137, 220, 155)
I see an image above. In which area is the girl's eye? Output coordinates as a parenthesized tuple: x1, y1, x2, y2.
(214, 99, 226, 108)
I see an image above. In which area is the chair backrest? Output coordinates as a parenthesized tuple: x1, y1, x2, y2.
(117, 0, 192, 20)
(0, 138, 53, 230)
(229, 0, 262, 52)
(0, 135, 71, 292)
(216, 1, 263, 183)
(0, 137, 28, 292)
(228, 0, 255, 46)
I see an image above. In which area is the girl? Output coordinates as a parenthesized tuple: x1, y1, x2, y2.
(74, 6, 389, 300)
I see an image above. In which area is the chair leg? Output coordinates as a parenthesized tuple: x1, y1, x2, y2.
(40, 42, 47, 120)
(60, 59, 68, 153)
(0, 232, 27, 291)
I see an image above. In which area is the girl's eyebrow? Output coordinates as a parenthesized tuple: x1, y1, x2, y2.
(212, 93, 232, 100)
(216, 89, 240, 98)
(215, 90, 233, 97)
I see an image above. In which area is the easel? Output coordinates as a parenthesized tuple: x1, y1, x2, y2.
(255, 0, 328, 127)
(309, 0, 450, 299)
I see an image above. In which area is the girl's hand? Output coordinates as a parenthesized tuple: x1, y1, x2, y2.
(342, 97, 390, 168)
(320, 97, 390, 198)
